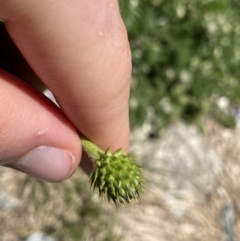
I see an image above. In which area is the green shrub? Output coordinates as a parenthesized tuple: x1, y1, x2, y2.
(120, 0, 240, 133)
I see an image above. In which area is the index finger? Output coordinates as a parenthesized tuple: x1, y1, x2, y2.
(0, 0, 131, 151)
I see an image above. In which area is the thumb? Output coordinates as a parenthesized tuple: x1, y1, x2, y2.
(0, 69, 81, 182)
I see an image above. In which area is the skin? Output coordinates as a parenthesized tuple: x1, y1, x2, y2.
(0, 0, 131, 182)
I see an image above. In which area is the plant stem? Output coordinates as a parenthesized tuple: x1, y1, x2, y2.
(80, 135, 104, 161)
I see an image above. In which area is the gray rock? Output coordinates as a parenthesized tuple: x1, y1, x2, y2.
(116, 121, 223, 241)
(130, 122, 222, 208)
(0, 189, 20, 210)
(23, 232, 57, 241)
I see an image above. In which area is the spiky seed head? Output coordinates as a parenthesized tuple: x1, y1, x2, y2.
(89, 148, 144, 204)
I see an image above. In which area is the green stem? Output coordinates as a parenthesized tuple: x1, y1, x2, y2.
(80, 135, 104, 161)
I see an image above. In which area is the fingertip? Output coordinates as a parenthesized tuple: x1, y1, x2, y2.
(10, 146, 78, 183)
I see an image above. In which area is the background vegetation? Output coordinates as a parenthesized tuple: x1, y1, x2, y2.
(120, 0, 240, 134)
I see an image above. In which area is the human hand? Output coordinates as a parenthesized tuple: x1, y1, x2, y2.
(0, 0, 131, 182)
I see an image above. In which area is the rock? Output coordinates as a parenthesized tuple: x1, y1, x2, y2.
(131, 121, 222, 207)
(116, 121, 223, 241)
(0, 189, 20, 210)
(23, 232, 57, 241)
(0, 168, 21, 210)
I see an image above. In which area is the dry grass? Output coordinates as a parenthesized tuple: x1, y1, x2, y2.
(0, 168, 118, 241)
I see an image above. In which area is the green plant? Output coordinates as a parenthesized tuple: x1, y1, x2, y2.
(120, 0, 240, 133)
(81, 136, 144, 205)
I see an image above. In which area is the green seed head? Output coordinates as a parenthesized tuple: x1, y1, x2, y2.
(90, 148, 144, 204)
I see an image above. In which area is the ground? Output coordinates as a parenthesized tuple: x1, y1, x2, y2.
(1, 118, 240, 241)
